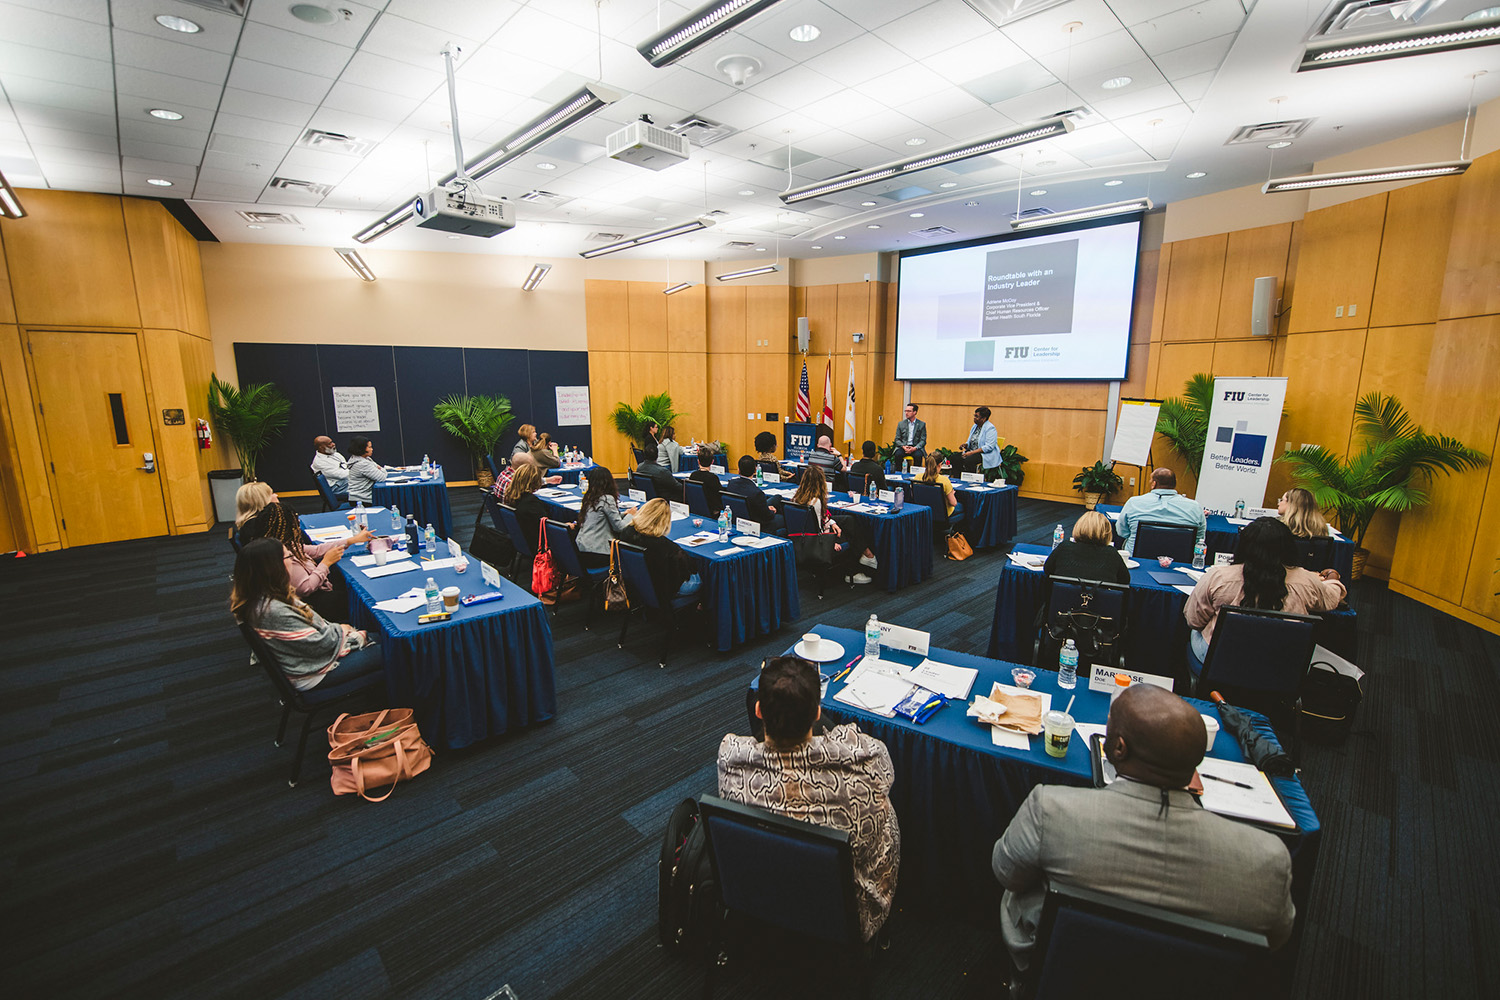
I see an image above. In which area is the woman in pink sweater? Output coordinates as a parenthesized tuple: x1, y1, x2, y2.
(239, 502, 370, 619)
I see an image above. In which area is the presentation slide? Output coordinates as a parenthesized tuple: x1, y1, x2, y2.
(894, 216, 1142, 381)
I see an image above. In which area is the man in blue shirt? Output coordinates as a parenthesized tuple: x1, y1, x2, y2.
(1117, 468, 1207, 554)
(958, 406, 1002, 479)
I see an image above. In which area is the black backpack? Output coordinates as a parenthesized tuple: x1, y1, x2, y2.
(658, 797, 722, 957)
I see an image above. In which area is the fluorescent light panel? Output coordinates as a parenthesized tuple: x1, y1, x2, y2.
(716, 264, 780, 281)
(522, 264, 551, 290)
(663, 281, 695, 295)
(1262, 160, 1469, 193)
(353, 84, 619, 244)
(1299, 14, 1500, 70)
(578, 217, 715, 259)
(335, 247, 376, 281)
(637, 0, 789, 67)
(779, 118, 1074, 204)
(0, 170, 25, 218)
(1009, 198, 1153, 231)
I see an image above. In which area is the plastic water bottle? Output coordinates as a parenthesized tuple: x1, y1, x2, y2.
(904, 456, 911, 474)
(1052, 523, 1064, 550)
(868, 476, 878, 501)
(1192, 540, 1206, 570)
(1109, 672, 1132, 707)
(755, 464, 764, 486)
(864, 614, 881, 660)
(1234, 499, 1246, 519)
(424, 576, 442, 614)
(424, 522, 436, 554)
(1058, 639, 1079, 689)
(355, 501, 367, 530)
(718, 506, 731, 542)
(390, 504, 401, 522)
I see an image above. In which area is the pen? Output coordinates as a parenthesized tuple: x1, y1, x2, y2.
(831, 654, 863, 684)
(1201, 773, 1253, 790)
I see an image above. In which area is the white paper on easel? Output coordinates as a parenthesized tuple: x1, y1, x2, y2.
(1109, 400, 1160, 468)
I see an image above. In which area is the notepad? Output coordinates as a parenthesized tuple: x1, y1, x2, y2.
(363, 560, 420, 579)
(833, 671, 913, 717)
(350, 552, 410, 567)
(373, 594, 428, 614)
(1195, 757, 1296, 829)
(1148, 570, 1191, 586)
(307, 526, 353, 543)
(906, 658, 978, 700)
(714, 546, 741, 556)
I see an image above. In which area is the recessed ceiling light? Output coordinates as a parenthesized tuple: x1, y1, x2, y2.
(1100, 76, 1132, 89)
(1029, 188, 1047, 196)
(148, 108, 183, 120)
(939, 182, 958, 188)
(146, 178, 172, 187)
(909, 212, 924, 218)
(1267, 141, 1293, 149)
(789, 24, 821, 42)
(1186, 171, 1207, 179)
(1104, 179, 1124, 186)
(833, 235, 846, 239)
(246, 224, 265, 230)
(905, 137, 927, 146)
(1037, 160, 1056, 168)
(154, 14, 201, 33)
(755, 246, 767, 251)
(739, 189, 755, 195)
(866, 224, 881, 229)
(536, 161, 557, 170)
(448, 235, 461, 239)
(860, 200, 877, 206)
(290, 3, 337, 25)
(810, 244, 823, 249)
(654, 216, 667, 221)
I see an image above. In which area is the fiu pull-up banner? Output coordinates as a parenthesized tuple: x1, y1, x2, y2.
(1195, 377, 1287, 515)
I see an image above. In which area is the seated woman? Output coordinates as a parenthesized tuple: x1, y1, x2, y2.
(753, 430, 790, 479)
(575, 465, 626, 569)
(1044, 510, 1129, 585)
(532, 431, 562, 470)
(345, 435, 386, 506)
(233, 482, 276, 548)
(238, 501, 371, 620)
(656, 424, 684, 472)
(912, 455, 964, 526)
(1278, 487, 1331, 538)
(1183, 517, 1346, 677)
(231, 538, 383, 691)
(619, 497, 700, 600)
(511, 423, 537, 458)
(503, 463, 550, 548)
(790, 464, 878, 584)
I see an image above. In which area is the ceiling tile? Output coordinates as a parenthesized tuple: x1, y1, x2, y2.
(489, 5, 599, 67)
(746, 66, 845, 112)
(320, 80, 423, 122)
(1153, 32, 1237, 80)
(383, 0, 523, 38)
(114, 67, 225, 113)
(247, 0, 381, 47)
(736, 0, 867, 61)
(358, 14, 480, 71)
(0, 43, 113, 90)
(459, 48, 570, 98)
(227, 58, 335, 105)
(31, 144, 117, 169)
(1001, 0, 1126, 54)
(120, 139, 201, 165)
(218, 89, 318, 129)
(1032, 29, 1150, 82)
(1091, 83, 1187, 121)
(1, 2, 112, 58)
(303, 109, 398, 145)
(1128, 0, 1247, 57)
(237, 22, 355, 77)
(821, 0, 936, 31)
(926, 32, 1033, 86)
(110, 0, 243, 53)
(873, 1, 996, 61)
(699, 91, 788, 132)
(799, 89, 890, 130)
(6, 0, 108, 24)
(673, 33, 798, 92)
(1, 76, 114, 116)
(341, 51, 446, 98)
(14, 104, 116, 137)
(807, 33, 911, 88)
(112, 29, 232, 85)
(20, 124, 115, 151)
(1114, 0, 1211, 25)
(119, 117, 208, 150)
(857, 63, 954, 108)
(121, 156, 198, 178)
(211, 113, 306, 146)
(638, 68, 740, 114)
(1170, 69, 1217, 103)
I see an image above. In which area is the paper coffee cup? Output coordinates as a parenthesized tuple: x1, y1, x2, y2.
(802, 632, 822, 655)
(373, 548, 388, 566)
(1202, 714, 1220, 751)
(442, 586, 460, 610)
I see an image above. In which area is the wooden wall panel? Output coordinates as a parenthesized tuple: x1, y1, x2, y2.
(629, 351, 670, 403)
(1161, 233, 1226, 341)
(1461, 449, 1500, 622)
(667, 353, 708, 444)
(1280, 329, 1368, 456)
(1359, 324, 1435, 418)
(627, 281, 668, 353)
(2, 190, 140, 328)
(1287, 194, 1386, 334)
(584, 280, 629, 351)
(707, 285, 745, 354)
(177, 225, 212, 339)
(666, 285, 707, 353)
(864, 283, 888, 353)
(1120, 343, 1151, 400)
(836, 282, 870, 354)
(1438, 148, 1500, 320)
(1148, 243, 1172, 347)
(745, 285, 789, 353)
(802, 284, 838, 356)
(587, 350, 633, 472)
(1154, 341, 1216, 401)
(178, 332, 226, 523)
(1370, 175, 1460, 328)
(1390, 315, 1500, 603)
(0, 325, 58, 549)
(141, 329, 205, 532)
(123, 199, 188, 332)
(0, 230, 15, 325)
(746, 354, 787, 453)
(1130, 249, 1158, 345)
(1216, 224, 1292, 340)
(1211, 339, 1273, 376)
(707, 354, 747, 455)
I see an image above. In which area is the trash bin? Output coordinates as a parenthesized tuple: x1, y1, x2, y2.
(208, 469, 244, 525)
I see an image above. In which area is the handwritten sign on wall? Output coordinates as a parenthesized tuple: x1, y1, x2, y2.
(332, 386, 380, 432)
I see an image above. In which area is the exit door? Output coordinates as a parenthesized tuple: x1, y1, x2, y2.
(28, 331, 169, 545)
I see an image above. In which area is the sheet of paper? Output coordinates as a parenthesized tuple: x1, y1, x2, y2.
(417, 557, 459, 571)
(1104, 511, 1120, 521)
(1224, 516, 1252, 526)
(670, 501, 689, 517)
(735, 517, 760, 536)
(373, 595, 427, 613)
(749, 535, 784, 548)
(447, 537, 462, 560)
(307, 526, 353, 542)
(364, 560, 421, 579)
(713, 546, 741, 556)
(1173, 584, 1196, 595)
(557, 501, 582, 510)
(833, 671, 914, 717)
(1178, 567, 1205, 582)
(1195, 757, 1296, 829)
(1074, 721, 1108, 743)
(350, 551, 411, 567)
(991, 726, 1031, 750)
(481, 561, 501, 588)
(907, 658, 977, 700)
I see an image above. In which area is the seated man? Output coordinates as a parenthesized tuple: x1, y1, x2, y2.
(723, 455, 783, 532)
(309, 436, 348, 496)
(847, 440, 888, 493)
(893, 403, 927, 463)
(992, 685, 1294, 971)
(686, 445, 723, 512)
(719, 656, 900, 942)
(634, 442, 682, 502)
(1117, 467, 1207, 555)
(806, 433, 847, 489)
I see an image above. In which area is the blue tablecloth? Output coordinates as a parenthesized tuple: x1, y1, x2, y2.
(374, 471, 453, 542)
(551, 461, 595, 486)
(988, 543, 1358, 683)
(302, 509, 557, 751)
(887, 473, 1018, 548)
(1097, 504, 1355, 579)
(758, 483, 933, 592)
(532, 485, 800, 652)
(675, 451, 727, 473)
(798, 625, 1320, 925)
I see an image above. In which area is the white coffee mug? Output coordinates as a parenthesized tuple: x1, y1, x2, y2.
(802, 632, 822, 656)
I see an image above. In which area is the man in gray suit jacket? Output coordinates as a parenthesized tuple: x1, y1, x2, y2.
(991, 685, 1295, 971)
(892, 403, 926, 463)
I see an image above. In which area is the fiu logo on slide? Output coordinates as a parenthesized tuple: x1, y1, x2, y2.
(1004, 346, 1030, 359)
(1223, 390, 1246, 401)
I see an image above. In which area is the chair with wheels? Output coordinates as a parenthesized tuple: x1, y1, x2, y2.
(683, 479, 714, 518)
(1029, 884, 1270, 1000)
(543, 518, 608, 627)
(632, 446, 647, 466)
(1033, 576, 1130, 673)
(1194, 605, 1319, 747)
(1132, 521, 1197, 563)
(236, 622, 385, 788)
(697, 795, 874, 999)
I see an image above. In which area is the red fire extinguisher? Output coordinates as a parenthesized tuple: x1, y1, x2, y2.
(197, 417, 213, 451)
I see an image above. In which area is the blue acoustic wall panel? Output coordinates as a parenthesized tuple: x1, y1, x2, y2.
(316, 345, 402, 468)
(527, 350, 593, 458)
(233, 342, 324, 492)
(463, 347, 533, 459)
(393, 346, 468, 474)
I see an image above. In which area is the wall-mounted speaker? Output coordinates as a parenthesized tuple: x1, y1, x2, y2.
(1250, 276, 1277, 337)
(796, 316, 810, 353)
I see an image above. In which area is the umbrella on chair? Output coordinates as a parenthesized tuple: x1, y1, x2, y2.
(1208, 691, 1297, 777)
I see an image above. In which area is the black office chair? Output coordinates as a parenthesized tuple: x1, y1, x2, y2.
(1029, 884, 1270, 1000)
(491, 502, 535, 579)
(312, 471, 343, 512)
(1196, 605, 1319, 745)
(1291, 534, 1337, 572)
(1132, 521, 1197, 562)
(614, 541, 700, 667)
(1034, 576, 1130, 673)
(543, 519, 607, 627)
(683, 479, 714, 518)
(236, 622, 386, 788)
(697, 795, 873, 999)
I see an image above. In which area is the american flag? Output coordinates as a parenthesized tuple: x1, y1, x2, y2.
(795, 360, 810, 421)
(820, 359, 835, 426)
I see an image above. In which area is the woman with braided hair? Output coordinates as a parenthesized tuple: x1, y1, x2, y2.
(239, 501, 371, 618)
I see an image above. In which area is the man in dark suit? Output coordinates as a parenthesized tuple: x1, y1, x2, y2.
(847, 440, 888, 494)
(724, 455, 783, 532)
(893, 403, 926, 463)
(686, 445, 723, 512)
(634, 442, 682, 502)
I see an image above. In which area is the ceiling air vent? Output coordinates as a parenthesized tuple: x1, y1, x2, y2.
(702, 209, 731, 219)
(912, 225, 958, 238)
(667, 114, 737, 147)
(235, 210, 300, 225)
(722, 240, 757, 248)
(519, 189, 571, 206)
(586, 231, 626, 242)
(180, 0, 247, 15)
(1009, 207, 1054, 221)
(1226, 119, 1315, 145)
(296, 128, 372, 157)
(269, 177, 333, 197)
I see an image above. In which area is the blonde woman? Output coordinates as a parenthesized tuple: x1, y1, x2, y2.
(620, 497, 700, 598)
(233, 482, 276, 548)
(503, 463, 548, 546)
(1043, 510, 1130, 584)
(511, 423, 537, 458)
(1278, 487, 1330, 539)
(914, 455, 960, 518)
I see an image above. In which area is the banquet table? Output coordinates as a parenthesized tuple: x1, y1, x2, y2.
(373, 468, 453, 542)
(987, 542, 1359, 683)
(302, 509, 557, 751)
(531, 484, 800, 652)
(550, 461, 596, 486)
(885, 471, 1019, 549)
(784, 625, 1321, 936)
(760, 480, 934, 592)
(1097, 503, 1355, 579)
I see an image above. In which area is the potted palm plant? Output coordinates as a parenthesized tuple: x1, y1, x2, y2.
(433, 393, 514, 489)
(609, 392, 682, 443)
(206, 373, 290, 484)
(1155, 374, 1215, 486)
(1073, 460, 1124, 509)
(1277, 392, 1488, 579)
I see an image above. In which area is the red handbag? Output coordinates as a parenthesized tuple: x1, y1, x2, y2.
(532, 521, 558, 596)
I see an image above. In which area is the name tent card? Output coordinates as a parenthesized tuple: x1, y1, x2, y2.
(481, 561, 501, 588)
(960, 472, 984, 483)
(735, 517, 761, 536)
(878, 489, 896, 503)
(1087, 665, 1176, 694)
(1245, 507, 1277, 519)
(628, 489, 646, 502)
(447, 537, 462, 560)
(876, 622, 930, 657)
(669, 501, 689, 517)
(710, 465, 726, 475)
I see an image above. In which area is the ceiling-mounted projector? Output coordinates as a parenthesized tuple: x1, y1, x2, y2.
(415, 186, 515, 237)
(607, 115, 690, 171)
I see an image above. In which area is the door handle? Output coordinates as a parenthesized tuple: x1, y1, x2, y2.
(138, 451, 156, 473)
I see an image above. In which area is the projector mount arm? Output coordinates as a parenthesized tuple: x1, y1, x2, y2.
(440, 44, 479, 206)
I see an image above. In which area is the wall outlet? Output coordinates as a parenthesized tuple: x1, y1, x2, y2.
(1129, 477, 1136, 485)
(1348, 304, 1357, 316)
(1335, 305, 1344, 318)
